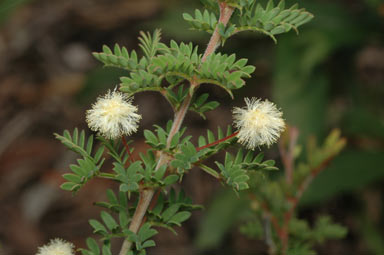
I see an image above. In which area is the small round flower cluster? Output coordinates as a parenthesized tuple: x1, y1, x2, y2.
(86, 90, 141, 140)
(233, 97, 285, 149)
(36, 238, 74, 255)
(85, 89, 284, 150)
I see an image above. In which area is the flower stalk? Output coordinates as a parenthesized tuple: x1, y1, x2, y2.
(196, 131, 238, 151)
(121, 136, 134, 163)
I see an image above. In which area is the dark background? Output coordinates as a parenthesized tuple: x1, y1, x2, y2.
(0, 0, 384, 254)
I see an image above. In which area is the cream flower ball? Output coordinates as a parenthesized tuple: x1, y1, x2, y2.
(233, 97, 285, 149)
(36, 238, 74, 255)
(86, 90, 141, 139)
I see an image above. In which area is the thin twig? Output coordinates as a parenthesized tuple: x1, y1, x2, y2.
(278, 127, 299, 185)
(121, 136, 134, 163)
(280, 155, 335, 255)
(295, 156, 335, 203)
(277, 127, 299, 254)
(196, 131, 238, 151)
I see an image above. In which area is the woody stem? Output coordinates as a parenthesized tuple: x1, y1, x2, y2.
(118, 3, 235, 255)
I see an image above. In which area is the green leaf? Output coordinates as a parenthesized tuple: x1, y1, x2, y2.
(93, 44, 138, 71)
(55, 129, 105, 193)
(240, 220, 264, 239)
(63, 173, 82, 183)
(142, 240, 155, 249)
(60, 182, 78, 191)
(216, 152, 250, 191)
(138, 29, 166, 60)
(161, 204, 180, 222)
(313, 216, 347, 243)
(86, 135, 94, 154)
(183, 9, 217, 34)
(89, 219, 108, 235)
(86, 238, 100, 254)
(163, 175, 179, 185)
(169, 211, 192, 225)
(233, 0, 314, 43)
(100, 211, 118, 231)
(198, 53, 255, 93)
(106, 189, 118, 205)
(154, 165, 167, 181)
(101, 243, 112, 255)
(144, 130, 159, 147)
(119, 211, 129, 228)
(114, 161, 143, 192)
(289, 218, 312, 241)
(138, 223, 158, 241)
(151, 193, 164, 216)
(190, 93, 220, 118)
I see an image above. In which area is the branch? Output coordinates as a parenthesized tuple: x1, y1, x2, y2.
(119, 190, 152, 254)
(201, 2, 234, 62)
(118, 3, 235, 255)
(295, 155, 335, 203)
(278, 127, 299, 185)
(196, 131, 238, 151)
(122, 136, 134, 163)
(280, 155, 335, 255)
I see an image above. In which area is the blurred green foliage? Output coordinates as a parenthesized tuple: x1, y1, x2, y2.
(273, 2, 365, 139)
(301, 150, 384, 205)
(76, 68, 127, 105)
(189, 0, 384, 253)
(195, 189, 249, 249)
(274, 1, 384, 207)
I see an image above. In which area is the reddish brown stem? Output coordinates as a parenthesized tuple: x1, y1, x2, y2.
(280, 156, 335, 255)
(261, 202, 281, 236)
(201, 2, 234, 62)
(122, 136, 134, 163)
(295, 156, 334, 203)
(280, 211, 293, 254)
(278, 127, 299, 185)
(249, 194, 281, 242)
(196, 131, 238, 151)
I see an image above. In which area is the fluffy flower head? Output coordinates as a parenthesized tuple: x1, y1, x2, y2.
(86, 90, 141, 139)
(36, 238, 74, 255)
(233, 97, 285, 149)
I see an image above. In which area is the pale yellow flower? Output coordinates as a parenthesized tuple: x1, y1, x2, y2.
(233, 98, 285, 149)
(36, 238, 74, 255)
(86, 90, 141, 139)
